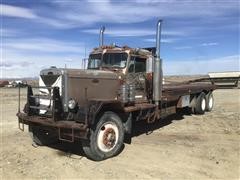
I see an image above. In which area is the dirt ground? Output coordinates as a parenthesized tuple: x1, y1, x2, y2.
(0, 88, 239, 179)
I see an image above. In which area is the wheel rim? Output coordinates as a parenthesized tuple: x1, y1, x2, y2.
(208, 96, 213, 109)
(201, 98, 206, 111)
(97, 122, 119, 152)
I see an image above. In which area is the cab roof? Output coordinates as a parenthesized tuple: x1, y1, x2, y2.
(90, 45, 155, 57)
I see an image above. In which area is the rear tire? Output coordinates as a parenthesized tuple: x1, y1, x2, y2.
(29, 125, 58, 146)
(206, 92, 214, 112)
(194, 92, 206, 115)
(82, 111, 124, 161)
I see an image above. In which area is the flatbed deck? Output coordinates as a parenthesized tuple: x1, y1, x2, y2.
(123, 82, 215, 113)
(162, 82, 215, 101)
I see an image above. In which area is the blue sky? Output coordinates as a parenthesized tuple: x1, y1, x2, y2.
(1, 0, 239, 78)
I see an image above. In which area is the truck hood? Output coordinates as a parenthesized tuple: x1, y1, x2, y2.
(40, 68, 120, 85)
(66, 69, 119, 80)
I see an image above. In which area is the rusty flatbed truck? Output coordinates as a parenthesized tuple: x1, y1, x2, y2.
(17, 20, 216, 161)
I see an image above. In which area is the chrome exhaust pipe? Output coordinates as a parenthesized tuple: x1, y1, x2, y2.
(153, 20, 163, 105)
(99, 26, 105, 47)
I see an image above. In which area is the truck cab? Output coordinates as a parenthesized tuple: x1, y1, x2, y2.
(87, 46, 155, 103)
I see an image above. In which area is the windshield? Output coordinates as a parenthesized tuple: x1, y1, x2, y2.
(102, 53, 128, 68)
(88, 54, 101, 69)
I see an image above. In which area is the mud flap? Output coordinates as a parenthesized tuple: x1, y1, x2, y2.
(123, 113, 132, 134)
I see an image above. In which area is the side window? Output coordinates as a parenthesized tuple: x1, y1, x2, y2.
(135, 57, 146, 73)
(88, 53, 101, 69)
(128, 56, 146, 73)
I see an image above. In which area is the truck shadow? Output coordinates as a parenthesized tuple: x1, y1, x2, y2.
(131, 108, 192, 138)
(49, 141, 86, 159)
(47, 108, 192, 159)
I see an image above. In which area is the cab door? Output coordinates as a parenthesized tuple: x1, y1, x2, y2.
(126, 56, 148, 102)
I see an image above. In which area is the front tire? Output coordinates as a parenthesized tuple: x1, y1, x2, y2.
(29, 125, 58, 146)
(82, 111, 124, 161)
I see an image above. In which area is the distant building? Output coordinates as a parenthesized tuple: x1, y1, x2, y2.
(2, 80, 28, 88)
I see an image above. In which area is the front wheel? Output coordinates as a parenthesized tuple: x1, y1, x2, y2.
(29, 125, 58, 146)
(82, 112, 124, 161)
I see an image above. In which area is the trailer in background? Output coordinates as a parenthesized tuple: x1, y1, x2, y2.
(208, 71, 240, 88)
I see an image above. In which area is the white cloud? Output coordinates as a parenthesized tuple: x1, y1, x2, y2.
(173, 42, 219, 50)
(174, 46, 192, 50)
(3, 38, 85, 53)
(0, 4, 37, 19)
(33, 0, 235, 30)
(82, 28, 183, 37)
(0, 4, 77, 29)
(1, 60, 34, 69)
(1, 1, 238, 30)
(37, 17, 78, 29)
(1, 51, 85, 78)
(1, 37, 88, 78)
(144, 38, 177, 43)
(164, 55, 240, 75)
(200, 42, 219, 46)
(0, 28, 20, 37)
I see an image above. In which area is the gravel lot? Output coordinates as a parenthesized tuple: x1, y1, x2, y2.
(0, 88, 239, 179)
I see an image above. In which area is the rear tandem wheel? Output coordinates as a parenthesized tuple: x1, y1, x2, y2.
(194, 92, 207, 115)
(206, 92, 214, 112)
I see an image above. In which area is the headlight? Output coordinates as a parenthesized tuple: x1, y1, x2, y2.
(68, 99, 76, 109)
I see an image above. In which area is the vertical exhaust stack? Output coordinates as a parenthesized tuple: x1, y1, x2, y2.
(99, 26, 105, 47)
(153, 20, 163, 106)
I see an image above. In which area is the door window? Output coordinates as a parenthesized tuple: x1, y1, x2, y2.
(128, 56, 146, 73)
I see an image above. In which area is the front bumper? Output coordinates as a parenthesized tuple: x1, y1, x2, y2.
(17, 112, 89, 141)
